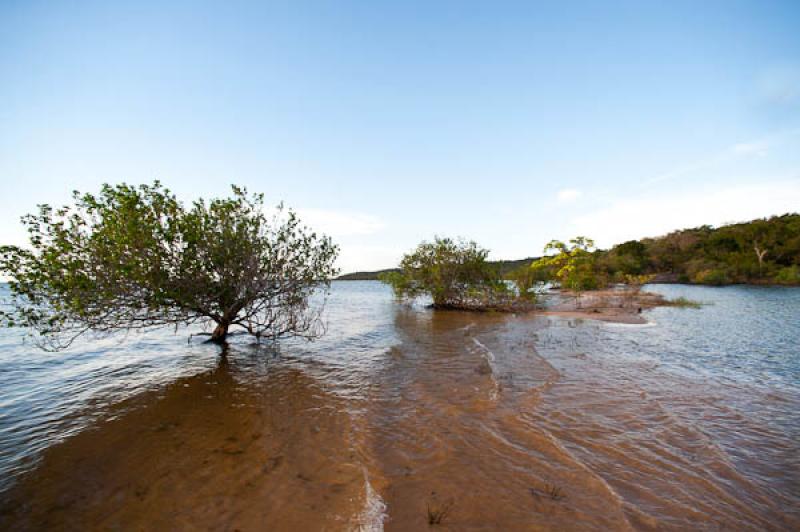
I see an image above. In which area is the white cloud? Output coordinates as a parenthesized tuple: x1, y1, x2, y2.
(295, 209, 384, 237)
(556, 188, 582, 203)
(289, 209, 394, 273)
(644, 138, 771, 187)
(336, 244, 403, 275)
(732, 140, 768, 157)
(571, 179, 800, 248)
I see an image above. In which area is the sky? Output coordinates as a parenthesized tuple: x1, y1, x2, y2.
(1, 1, 799, 273)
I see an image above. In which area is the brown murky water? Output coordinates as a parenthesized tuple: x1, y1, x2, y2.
(1, 282, 798, 530)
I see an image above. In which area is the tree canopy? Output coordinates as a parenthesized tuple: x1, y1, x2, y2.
(529, 237, 604, 304)
(379, 237, 524, 310)
(597, 213, 800, 285)
(0, 182, 339, 349)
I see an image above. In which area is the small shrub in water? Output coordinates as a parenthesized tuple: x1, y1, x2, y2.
(667, 297, 703, 309)
(529, 482, 566, 501)
(426, 496, 454, 525)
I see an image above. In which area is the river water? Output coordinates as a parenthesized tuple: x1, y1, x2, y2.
(0, 281, 798, 530)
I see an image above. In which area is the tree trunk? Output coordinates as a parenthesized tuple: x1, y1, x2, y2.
(754, 242, 767, 278)
(210, 321, 229, 343)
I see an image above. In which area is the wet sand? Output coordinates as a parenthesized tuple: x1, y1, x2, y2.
(1, 306, 798, 531)
(541, 309, 647, 324)
(541, 288, 674, 324)
(0, 359, 372, 530)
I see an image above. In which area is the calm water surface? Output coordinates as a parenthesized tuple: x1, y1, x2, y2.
(0, 281, 798, 530)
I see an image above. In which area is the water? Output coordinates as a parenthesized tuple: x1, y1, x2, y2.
(0, 281, 798, 530)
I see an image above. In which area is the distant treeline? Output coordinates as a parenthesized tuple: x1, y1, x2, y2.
(339, 213, 800, 286)
(337, 258, 536, 281)
(597, 213, 800, 285)
(337, 269, 398, 281)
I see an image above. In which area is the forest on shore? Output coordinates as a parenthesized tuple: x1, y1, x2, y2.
(597, 213, 799, 285)
(339, 213, 800, 286)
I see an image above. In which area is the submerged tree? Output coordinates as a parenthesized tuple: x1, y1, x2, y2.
(0, 182, 338, 349)
(508, 263, 548, 302)
(379, 237, 517, 310)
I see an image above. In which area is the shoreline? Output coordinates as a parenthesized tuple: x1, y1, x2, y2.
(535, 288, 669, 325)
(539, 309, 648, 324)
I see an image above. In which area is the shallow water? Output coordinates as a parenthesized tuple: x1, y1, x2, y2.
(0, 282, 798, 530)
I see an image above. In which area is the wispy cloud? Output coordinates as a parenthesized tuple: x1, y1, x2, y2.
(732, 140, 768, 157)
(268, 207, 390, 272)
(572, 179, 800, 248)
(640, 129, 800, 187)
(295, 209, 384, 237)
(336, 244, 403, 274)
(556, 188, 581, 203)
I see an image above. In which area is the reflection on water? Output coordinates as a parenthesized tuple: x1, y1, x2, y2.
(0, 282, 798, 530)
(1, 355, 370, 530)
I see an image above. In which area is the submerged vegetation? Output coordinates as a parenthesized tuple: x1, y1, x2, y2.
(426, 496, 455, 525)
(379, 237, 533, 311)
(380, 235, 662, 313)
(529, 483, 567, 502)
(0, 182, 338, 349)
(665, 297, 704, 308)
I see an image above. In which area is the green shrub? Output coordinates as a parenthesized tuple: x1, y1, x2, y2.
(774, 266, 800, 285)
(508, 265, 540, 302)
(692, 268, 731, 286)
(381, 237, 513, 309)
(667, 296, 703, 308)
(530, 237, 607, 292)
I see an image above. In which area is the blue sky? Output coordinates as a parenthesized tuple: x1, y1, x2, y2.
(1, 1, 799, 273)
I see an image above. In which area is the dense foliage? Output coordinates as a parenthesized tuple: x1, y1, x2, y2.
(0, 182, 339, 349)
(379, 237, 526, 310)
(597, 213, 800, 285)
(528, 237, 605, 303)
